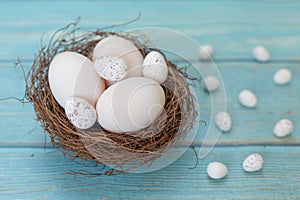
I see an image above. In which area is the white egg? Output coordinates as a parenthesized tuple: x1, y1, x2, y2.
(199, 44, 214, 61)
(273, 68, 292, 85)
(273, 119, 293, 138)
(215, 111, 232, 132)
(94, 56, 128, 81)
(92, 36, 144, 78)
(252, 46, 270, 62)
(48, 52, 105, 108)
(239, 89, 257, 108)
(203, 76, 220, 92)
(65, 97, 97, 130)
(142, 51, 168, 83)
(96, 77, 165, 133)
(207, 162, 228, 179)
(242, 153, 264, 172)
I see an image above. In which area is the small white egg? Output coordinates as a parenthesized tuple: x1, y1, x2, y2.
(242, 153, 264, 172)
(65, 97, 97, 130)
(199, 44, 214, 61)
(207, 162, 228, 179)
(203, 76, 220, 92)
(273, 119, 293, 138)
(273, 68, 292, 85)
(239, 89, 257, 108)
(94, 56, 128, 82)
(252, 46, 270, 62)
(142, 51, 168, 84)
(215, 111, 232, 132)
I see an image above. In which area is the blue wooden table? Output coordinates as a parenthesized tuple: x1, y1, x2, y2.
(1, 0, 300, 199)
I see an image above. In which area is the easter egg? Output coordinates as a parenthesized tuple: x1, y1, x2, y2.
(252, 46, 270, 62)
(92, 36, 144, 78)
(207, 162, 228, 179)
(242, 153, 264, 172)
(94, 55, 128, 81)
(48, 51, 105, 108)
(199, 44, 214, 61)
(273, 68, 292, 85)
(238, 89, 257, 108)
(96, 77, 165, 133)
(142, 51, 168, 84)
(65, 97, 97, 130)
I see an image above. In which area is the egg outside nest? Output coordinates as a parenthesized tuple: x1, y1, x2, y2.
(25, 23, 199, 175)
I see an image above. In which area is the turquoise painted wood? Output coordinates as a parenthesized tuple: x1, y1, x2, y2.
(0, 0, 300, 199)
(0, 147, 300, 199)
(0, 1, 300, 60)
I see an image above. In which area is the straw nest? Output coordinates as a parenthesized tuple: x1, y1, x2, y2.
(25, 21, 198, 173)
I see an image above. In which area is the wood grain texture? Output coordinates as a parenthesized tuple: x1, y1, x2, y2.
(0, 0, 300, 199)
(0, 146, 299, 199)
(1, 1, 300, 60)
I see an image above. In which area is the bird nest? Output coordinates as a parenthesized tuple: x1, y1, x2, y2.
(25, 21, 198, 173)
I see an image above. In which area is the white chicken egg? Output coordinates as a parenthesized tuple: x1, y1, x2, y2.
(142, 51, 168, 83)
(96, 77, 165, 133)
(92, 36, 144, 78)
(65, 97, 97, 130)
(48, 51, 105, 108)
(94, 55, 128, 81)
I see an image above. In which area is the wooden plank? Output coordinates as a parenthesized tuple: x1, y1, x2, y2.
(1, 1, 300, 60)
(0, 61, 299, 146)
(0, 146, 299, 199)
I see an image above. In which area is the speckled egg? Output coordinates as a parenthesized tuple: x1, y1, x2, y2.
(143, 51, 168, 84)
(94, 56, 128, 82)
(242, 153, 264, 172)
(273, 119, 293, 138)
(215, 111, 232, 132)
(65, 97, 97, 130)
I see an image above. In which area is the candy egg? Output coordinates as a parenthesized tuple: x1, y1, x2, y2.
(203, 76, 220, 92)
(252, 46, 270, 62)
(94, 56, 128, 82)
(242, 153, 264, 172)
(142, 51, 168, 83)
(96, 77, 165, 133)
(273, 68, 292, 85)
(273, 119, 293, 138)
(239, 89, 257, 108)
(65, 97, 97, 130)
(215, 111, 232, 132)
(207, 162, 228, 179)
(199, 44, 214, 61)
(92, 36, 144, 78)
(48, 52, 105, 108)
